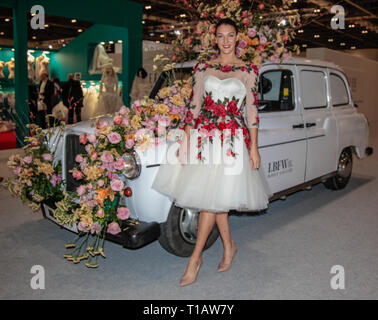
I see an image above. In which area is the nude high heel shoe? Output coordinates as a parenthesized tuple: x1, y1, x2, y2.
(217, 241, 238, 272)
(180, 256, 203, 287)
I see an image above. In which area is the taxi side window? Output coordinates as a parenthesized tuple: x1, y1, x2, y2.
(258, 70, 295, 113)
(330, 73, 349, 106)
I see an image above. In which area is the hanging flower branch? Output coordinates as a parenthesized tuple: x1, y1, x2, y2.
(172, 0, 301, 65)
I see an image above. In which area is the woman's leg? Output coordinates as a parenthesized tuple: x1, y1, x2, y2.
(180, 210, 216, 286)
(215, 212, 237, 271)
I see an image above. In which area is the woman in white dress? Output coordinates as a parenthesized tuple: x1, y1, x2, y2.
(151, 18, 272, 286)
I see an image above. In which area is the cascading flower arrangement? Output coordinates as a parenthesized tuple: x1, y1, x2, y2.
(3, 124, 64, 212)
(55, 55, 194, 268)
(172, 0, 301, 65)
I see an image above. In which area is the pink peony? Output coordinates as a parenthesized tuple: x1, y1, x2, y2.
(75, 154, 84, 163)
(97, 120, 109, 129)
(42, 153, 53, 162)
(13, 166, 22, 175)
(50, 174, 62, 187)
(72, 169, 83, 180)
(117, 207, 130, 220)
(107, 132, 122, 144)
(110, 179, 124, 192)
(114, 158, 125, 171)
(239, 40, 247, 49)
(96, 208, 105, 218)
(119, 105, 128, 115)
(87, 134, 97, 144)
(90, 222, 101, 235)
(126, 139, 135, 149)
(113, 115, 123, 125)
(23, 155, 33, 164)
(101, 152, 113, 163)
(259, 35, 267, 45)
(107, 222, 121, 235)
(248, 28, 257, 38)
(76, 185, 86, 196)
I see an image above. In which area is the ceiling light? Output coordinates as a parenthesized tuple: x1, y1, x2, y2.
(5, 18, 10, 22)
(32, 36, 36, 39)
(302, 44, 307, 47)
(118, 40, 123, 43)
(298, 29, 304, 33)
(142, 21, 145, 24)
(348, 24, 355, 28)
(340, 42, 346, 46)
(180, 14, 186, 18)
(71, 19, 77, 23)
(328, 38, 334, 42)
(314, 34, 320, 38)
(48, 45, 53, 49)
(362, 30, 368, 34)
(78, 29, 83, 32)
(0, 32, 4, 35)
(351, 46, 356, 50)
(44, 24, 49, 28)
(145, 5, 151, 10)
(156, 40, 160, 43)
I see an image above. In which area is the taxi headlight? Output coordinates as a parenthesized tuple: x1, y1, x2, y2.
(121, 152, 141, 179)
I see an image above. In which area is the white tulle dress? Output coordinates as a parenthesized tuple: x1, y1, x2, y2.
(151, 61, 273, 213)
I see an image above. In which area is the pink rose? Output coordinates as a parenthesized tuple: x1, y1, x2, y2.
(248, 28, 256, 38)
(114, 158, 125, 171)
(87, 134, 97, 144)
(125, 139, 135, 149)
(13, 166, 21, 175)
(113, 116, 123, 125)
(96, 208, 104, 218)
(90, 151, 98, 161)
(90, 222, 101, 235)
(42, 153, 53, 162)
(239, 40, 247, 49)
(97, 120, 109, 129)
(110, 179, 124, 192)
(258, 3, 264, 10)
(119, 105, 128, 115)
(101, 152, 113, 163)
(97, 180, 105, 187)
(122, 118, 130, 127)
(72, 169, 83, 180)
(107, 222, 121, 235)
(242, 18, 250, 26)
(107, 132, 122, 144)
(117, 207, 130, 220)
(134, 106, 143, 115)
(259, 35, 267, 45)
(23, 155, 33, 164)
(79, 133, 87, 145)
(77, 185, 86, 196)
(75, 154, 84, 163)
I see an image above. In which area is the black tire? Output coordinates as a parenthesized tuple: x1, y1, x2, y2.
(324, 148, 353, 190)
(158, 204, 220, 257)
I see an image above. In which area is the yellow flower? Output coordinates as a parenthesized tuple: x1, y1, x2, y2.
(180, 87, 192, 99)
(169, 114, 181, 122)
(84, 166, 104, 181)
(131, 115, 142, 129)
(80, 214, 93, 227)
(156, 103, 170, 115)
(170, 95, 185, 107)
(38, 162, 54, 176)
(253, 55, 262, 66)
(158, 87, 170, 99)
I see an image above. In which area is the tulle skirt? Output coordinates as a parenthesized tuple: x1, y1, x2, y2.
(151, 136, 273, 213)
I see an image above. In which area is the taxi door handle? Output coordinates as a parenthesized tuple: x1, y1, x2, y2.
(306, 122, 316, 128)
(292, 123, 304, 129)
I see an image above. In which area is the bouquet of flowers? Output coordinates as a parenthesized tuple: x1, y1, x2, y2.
(3, 124, 64, 212)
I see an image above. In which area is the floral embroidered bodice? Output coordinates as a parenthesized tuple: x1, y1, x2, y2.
(189, 61, 260, 129)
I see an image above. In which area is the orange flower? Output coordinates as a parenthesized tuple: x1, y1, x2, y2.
(251, 37, 259, 46)
(95, 188, 110, 206)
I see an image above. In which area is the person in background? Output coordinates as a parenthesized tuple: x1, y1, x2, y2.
(28, 78, 38, 124)
(62, 73, 84, 124)
(38, 72, 54, 128)
(51, 77, 62, 108)
(130, 67, 150, 103)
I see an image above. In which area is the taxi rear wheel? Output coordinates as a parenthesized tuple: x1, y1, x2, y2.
(158, 204, 219, 257)
(324, 148, 353, 190)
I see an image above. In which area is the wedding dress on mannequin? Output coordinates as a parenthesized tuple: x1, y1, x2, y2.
(81, 85, 100, 120)
(0, 61, 5, 78)
(88, 43, 114, 75)
(97, 65, 122, 114)
(27, 53, 35, 81)
(40, 55, 50, 77)
(5, 58, 15, 79)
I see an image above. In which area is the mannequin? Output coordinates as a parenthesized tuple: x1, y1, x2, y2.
(5, 58, 15, 79)
(27, 53, 35, 81)
(35, 54, 47, 83)
(97, 64, 122, 114)
(40, 55, 50, 78)
(0, 61, 5, 78)
(88, 43, 114, 75)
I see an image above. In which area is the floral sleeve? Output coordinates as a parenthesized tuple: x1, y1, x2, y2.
(184, 63, 204, 126)
(244, 66, 260, 129)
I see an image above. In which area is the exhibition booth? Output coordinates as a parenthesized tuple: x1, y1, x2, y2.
(0, 0, 143, 148)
